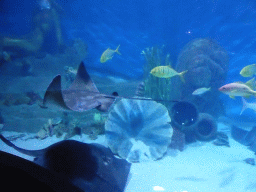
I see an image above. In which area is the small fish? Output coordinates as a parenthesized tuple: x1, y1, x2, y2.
(100, 45, 121, 63)
(192, 87, 211, 95)
(219, 80, 256, 99)
(240, 97, 256, 115)
(240, 64, 256, 77)
(150, 66, 188, 82)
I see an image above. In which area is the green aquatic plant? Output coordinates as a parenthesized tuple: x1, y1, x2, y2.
(141, 46, 173, 107)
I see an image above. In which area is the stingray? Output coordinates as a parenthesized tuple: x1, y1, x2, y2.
(0, 134, 131, 192)
(40, 61, 118, 112)
(40, 61, 179, 112)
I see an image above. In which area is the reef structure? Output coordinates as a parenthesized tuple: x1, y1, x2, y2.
(105, 99, 173, 163)
(169, 101, 217, 144)
(170, 38, 229, 117)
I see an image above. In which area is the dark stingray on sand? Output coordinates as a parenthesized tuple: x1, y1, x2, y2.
(0, 134, 131, 192)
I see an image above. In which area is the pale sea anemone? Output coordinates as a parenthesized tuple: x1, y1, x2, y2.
(105, 99, 173, 163)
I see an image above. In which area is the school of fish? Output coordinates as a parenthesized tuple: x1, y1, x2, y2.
(219, 63, 256, 115)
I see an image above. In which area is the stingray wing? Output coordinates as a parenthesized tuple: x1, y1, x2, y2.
(0, 150, 83, 192)
(41, 75, 70, 110)
(68, 61, 99, 93)
(90, 143, 131, 192)
(41, 62, 116, 112)
(0, 135, 131, 192)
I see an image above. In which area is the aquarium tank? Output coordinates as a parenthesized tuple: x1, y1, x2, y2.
(1, 0, 256, 191)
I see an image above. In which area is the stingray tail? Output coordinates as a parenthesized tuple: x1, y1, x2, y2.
(0, 134, 44, 157)
(97, 92, 117, 112)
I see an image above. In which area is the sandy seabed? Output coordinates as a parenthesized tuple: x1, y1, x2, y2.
(0, 123, 256, 192)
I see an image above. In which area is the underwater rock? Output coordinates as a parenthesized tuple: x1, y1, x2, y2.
(169, 127, 186, 151)
(213, 132, 230, 147)
(194, 113, 217, 141)
(244, 158, 255, 166)
(105, 99, 173, 163)
(64, 126, 82, 140)
(36, 118, 63, 139)
(80, 113, 106, 140)
(231, 125, 256, 153)
(36, 128, 48, 140)
(171, 38, 229, 116)
(0, 92, 42, 106)
(26, 91, 42, 105)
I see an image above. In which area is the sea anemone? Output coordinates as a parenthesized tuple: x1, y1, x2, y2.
(105, 98, 173, 163)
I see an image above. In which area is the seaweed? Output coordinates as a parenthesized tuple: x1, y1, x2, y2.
(141, 46, 173, 107)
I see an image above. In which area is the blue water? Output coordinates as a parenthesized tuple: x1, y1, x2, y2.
(1, 1, 256, 191)
(1, 0, 256, 79)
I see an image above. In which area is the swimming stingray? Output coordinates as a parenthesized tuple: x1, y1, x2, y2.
(40, 61, 179, 112)
(40, 61, 118, 112)
(0, 134, 131, 192)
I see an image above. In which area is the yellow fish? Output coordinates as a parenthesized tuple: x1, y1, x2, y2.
(240, 64, 256, 77)
(100, 45, 121, 63)
(150, 66, 188, 82)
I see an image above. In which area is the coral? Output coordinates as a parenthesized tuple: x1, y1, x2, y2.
(105, 99, 173, 163)
(0, 92, 42, 106)
(64, 126, 82, 140)
(36, 128, 48, 140)
(36, 117, 63, 139)
(170, 38, 229, 116)
(194, 113, 217, 141)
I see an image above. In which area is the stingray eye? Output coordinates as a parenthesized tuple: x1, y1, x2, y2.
(102, 156, 112, 165)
